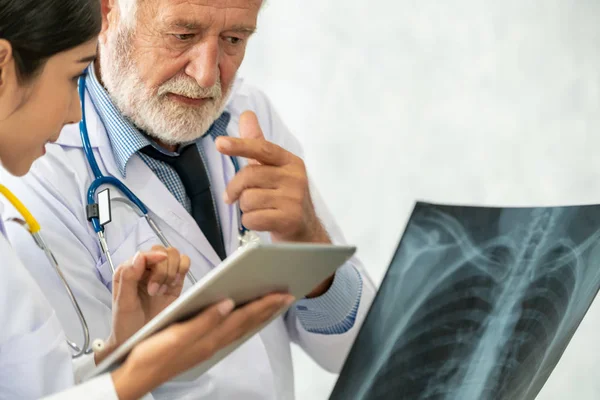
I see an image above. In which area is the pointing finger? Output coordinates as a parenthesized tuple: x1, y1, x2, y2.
(239, 111, 264, 165)
(215, 137, 290, 167)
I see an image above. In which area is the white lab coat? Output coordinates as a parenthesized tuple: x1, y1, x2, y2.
(0, 77, 376, 399)
(0, 202, 118, 400)
(41, 355, 118, 400)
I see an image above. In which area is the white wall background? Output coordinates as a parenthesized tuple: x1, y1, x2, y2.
(238, 1, 600, 399)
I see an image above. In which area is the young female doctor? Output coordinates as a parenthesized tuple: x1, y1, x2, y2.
(0, 0, 294, 399)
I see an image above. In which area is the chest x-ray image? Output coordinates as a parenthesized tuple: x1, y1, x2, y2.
(330, 202, 600, 400)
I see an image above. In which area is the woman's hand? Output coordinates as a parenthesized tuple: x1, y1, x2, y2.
(95, 246, 190, 363)
(110, 293, 295, 400)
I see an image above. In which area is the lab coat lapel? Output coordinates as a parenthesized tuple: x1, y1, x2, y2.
(89, 107, 223, 269)
(124, 156, 223, 268)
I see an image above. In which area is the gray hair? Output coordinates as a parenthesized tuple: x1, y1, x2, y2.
(117, 0, 266, 28)
(117, 0, 138, 28)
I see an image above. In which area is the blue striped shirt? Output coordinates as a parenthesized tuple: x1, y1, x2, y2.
(86, 65, 362, 334)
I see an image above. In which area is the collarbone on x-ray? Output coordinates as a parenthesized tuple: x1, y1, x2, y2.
(331, 202, 600, 400)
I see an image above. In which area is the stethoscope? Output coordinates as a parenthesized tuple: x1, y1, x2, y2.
(78, 73, 196, 282)
(0, 74, 262, 360)
(78, 70, 261, 267)
(8, 73, 261, 358)
(0, 184, 91, 358)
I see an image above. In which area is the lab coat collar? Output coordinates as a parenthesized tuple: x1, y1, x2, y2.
(53, 71, 252, 267)
(85, 64, 152, 178)
(56, 89, 224, 267)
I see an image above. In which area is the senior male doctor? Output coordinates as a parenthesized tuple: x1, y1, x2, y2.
(0, 0, 376, 398)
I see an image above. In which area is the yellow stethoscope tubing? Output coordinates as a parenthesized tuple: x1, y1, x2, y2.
(0, 184, 40, 233)
(0, 184, 91, 358)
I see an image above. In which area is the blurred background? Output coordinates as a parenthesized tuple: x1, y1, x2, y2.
(238, 1, 600, 398)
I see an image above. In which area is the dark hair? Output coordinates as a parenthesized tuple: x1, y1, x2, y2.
(0, 0, 101, 82)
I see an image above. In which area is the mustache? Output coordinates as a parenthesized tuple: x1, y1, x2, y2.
(157, 75, 222, 99)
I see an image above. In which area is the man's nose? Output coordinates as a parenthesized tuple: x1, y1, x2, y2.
(185, 38, 219, 89)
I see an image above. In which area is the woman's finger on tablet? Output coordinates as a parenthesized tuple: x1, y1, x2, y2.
(110, 294, 293, 399)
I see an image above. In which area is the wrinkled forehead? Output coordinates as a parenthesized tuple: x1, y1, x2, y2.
(139, 0, 263, 21)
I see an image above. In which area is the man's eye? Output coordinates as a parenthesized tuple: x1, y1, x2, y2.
(224, 37, 243, 45)
(173, 34, 195, 41)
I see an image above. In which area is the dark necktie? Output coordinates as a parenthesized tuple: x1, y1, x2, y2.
(140, 143, 226, 260)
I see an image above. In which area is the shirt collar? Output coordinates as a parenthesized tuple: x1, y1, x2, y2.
(85, 63, 231, 177)
(86, 64, 150, 177)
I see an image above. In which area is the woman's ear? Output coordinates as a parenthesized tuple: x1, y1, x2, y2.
(0, 39, 14, 87)
(0, 39, 23, 120)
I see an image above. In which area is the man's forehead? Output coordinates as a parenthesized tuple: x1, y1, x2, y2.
(138, 0, 262, 30)
(147, 0, 263, 13)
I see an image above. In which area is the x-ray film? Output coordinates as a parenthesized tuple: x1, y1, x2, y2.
(331, 201, 600, 400)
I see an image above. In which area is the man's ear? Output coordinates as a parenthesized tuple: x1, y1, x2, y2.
(99, 0, 118, 43)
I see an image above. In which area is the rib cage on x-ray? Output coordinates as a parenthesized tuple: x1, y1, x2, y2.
(330, 203, 600, 400)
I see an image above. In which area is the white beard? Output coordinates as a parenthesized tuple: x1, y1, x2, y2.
(99, 27, 231, 145)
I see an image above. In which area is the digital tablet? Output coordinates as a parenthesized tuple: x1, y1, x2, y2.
(85, 242, 356, 382)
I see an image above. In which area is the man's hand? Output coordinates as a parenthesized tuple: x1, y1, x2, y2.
(216, 111, 330, 245)
(96, 246, 191, 363)
(215, 111, 334, 297)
